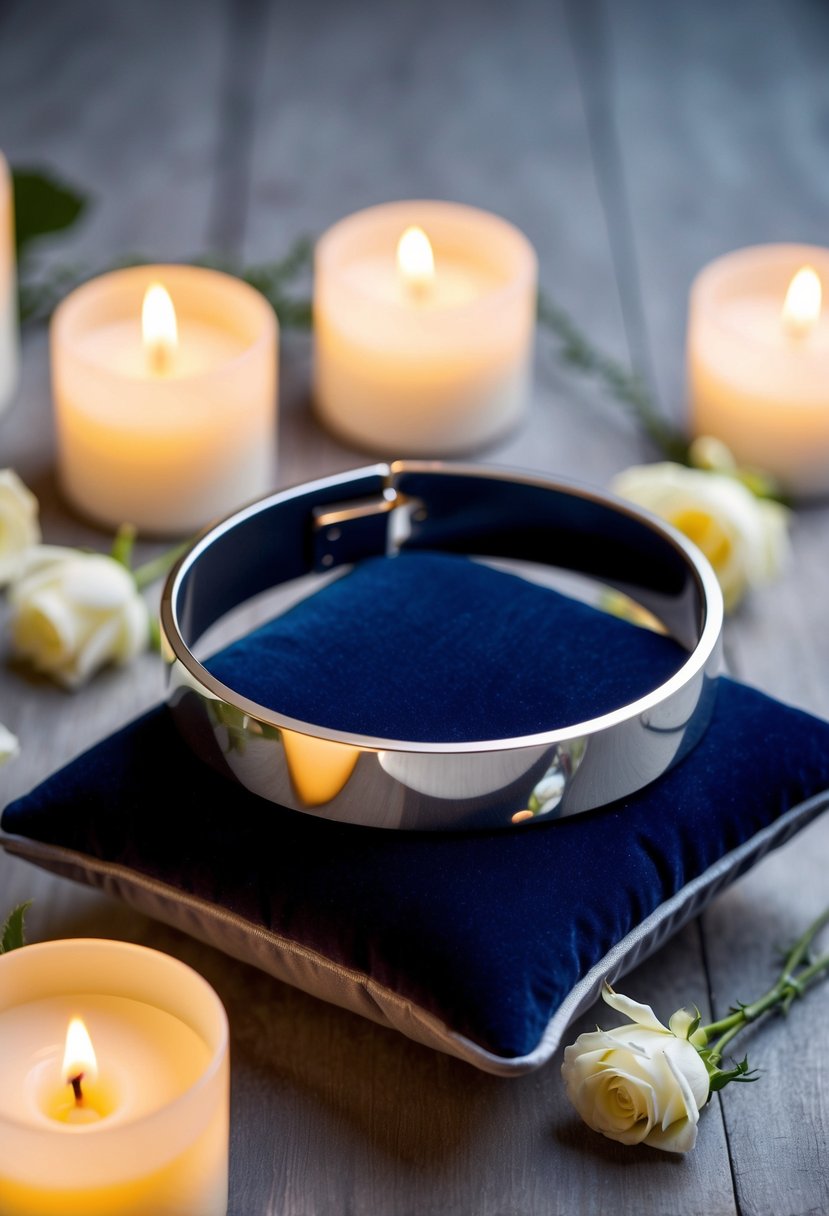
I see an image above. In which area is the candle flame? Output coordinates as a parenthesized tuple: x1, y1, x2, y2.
(142, 282, 179, 373)
(62, 1017, 99, 1088)
(781, 266, 822, 339)
(397, 226, 435, 294)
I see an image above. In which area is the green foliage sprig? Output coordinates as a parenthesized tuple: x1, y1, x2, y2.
(12, 169, 87, 261)
(9, 165, 694, 464)
(536, 290, 689, 462)
(695, 904, 829, 1090)
(563, 905, 829, 1153)
(0, 901, 31, 954)
(198, 239, 314, 330)
(12, 167, 314, 330)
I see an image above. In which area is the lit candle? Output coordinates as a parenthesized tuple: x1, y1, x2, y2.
(314, 200, 537, 455)
(688, 243, 829, 496)
(0, 939, 229, 1215)
(51, 264, 278, 536)
(55, 1017, 104, 1124)
(0, 151, 19, 417)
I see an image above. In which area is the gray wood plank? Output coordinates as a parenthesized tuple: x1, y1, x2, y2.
(212, 920, 736, 1216)
(0, 0, 227, 264)
(725, 507, 829, 717)
(10, 0, 828, 1212)
(607, 4, 829, 1215)
(243, 0, 651, 494)
(207, 0, 271, 257)
(0, 2, 735, 1212)
(606, 0, 829, 427)
(564, 0, 657, 416)
(0, 0, 235, 761)
(239, 5, 734, 1212)
(702, 819, 829, 1216)
(0, 0, 231, 541)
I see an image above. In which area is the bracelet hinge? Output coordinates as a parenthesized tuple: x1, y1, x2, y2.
(312, 486, 424, 571)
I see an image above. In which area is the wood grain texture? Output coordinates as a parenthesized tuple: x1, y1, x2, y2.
(607, 0, 829, 426)
(244, 0, 650, 493)
(1, 1, 827, 1213)
(606, 4, 829, 1215)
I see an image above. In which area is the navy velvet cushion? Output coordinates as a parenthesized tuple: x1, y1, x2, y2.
(4, 552, 829, 1069)
(205, 552, 686, 741)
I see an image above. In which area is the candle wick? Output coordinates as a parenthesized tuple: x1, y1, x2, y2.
(783, 318, 813, 342)
(407, 278, 432, 302)
(147, 340, 173, 376)
(70, 1073, 84, 1104)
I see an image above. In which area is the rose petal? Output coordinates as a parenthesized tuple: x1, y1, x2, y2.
(626, 1041, 705, 1153)
(12, 544, 78, 584)
(665, 1036, 710, 1113)
(611, 461, 789, 614)
(578, 1069, 656, 1145)
(61, 556, 136, 610)
(68, 615, 123, 687)
(644, 1113, 698, 1154)
(11, 588, 81, 669)
(668, 1007, 697, 1039)
(0, 470, 40, 586)
(602, 984, 669, 1033)
(8, 541, 150, 689)
(0, 723, 20, 766)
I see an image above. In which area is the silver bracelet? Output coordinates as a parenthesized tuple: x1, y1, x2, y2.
(160, 462, 723, 831)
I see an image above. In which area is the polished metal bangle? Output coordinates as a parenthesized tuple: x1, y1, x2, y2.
(160, 462, 723, 831)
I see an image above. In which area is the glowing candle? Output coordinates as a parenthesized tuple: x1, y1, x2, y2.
(0, 151, 19, 417)
(314, 200, 537, 456)
(51, 264, 278, 536)
(141, 282, 179, 376)
(0, 939, 229, 1215)
(54, 1017, 103, 1123)
(688, 244, 829, 496)
(396, 225, 435, 297)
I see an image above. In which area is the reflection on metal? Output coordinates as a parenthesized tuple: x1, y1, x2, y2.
(515, 738, 589, 820)
(282, 731, 361, 807)
(529, 761, 569, 817)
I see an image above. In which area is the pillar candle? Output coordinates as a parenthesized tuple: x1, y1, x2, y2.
(314, 200, 537, 456)
(0, 151, 19, 418)
(51, 264, 278, 535)
(0, 939, 229, 1215)
(688, 243, 829, 496)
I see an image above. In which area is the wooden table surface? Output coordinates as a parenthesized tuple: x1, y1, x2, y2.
(1, 2, 828, 1213)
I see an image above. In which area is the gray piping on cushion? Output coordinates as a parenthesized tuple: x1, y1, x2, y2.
(522, 790, 829, 1072)
(2, 789, 827, 1077)
(0, 833, 506, 1069)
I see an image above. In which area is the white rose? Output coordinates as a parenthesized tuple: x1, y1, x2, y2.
(0, 469, 40, 587)
(611, 462, 789, 612)
(0, 722, 20, 766)
(9, 545, 149, 689)
(561, 984, 710, 1154)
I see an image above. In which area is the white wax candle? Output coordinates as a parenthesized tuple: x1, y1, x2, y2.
(688, 243, 829, 496)
(0, 939, 229, 1216)
(51, 264, 278, 536)
(314, 201, 537, 456)
(0, 996, 210, 1126)
(0, 151, 20, 418)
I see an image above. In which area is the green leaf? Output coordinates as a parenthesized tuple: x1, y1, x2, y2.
(706, 1054, 760, 1092)
(0, 901, 32, 954)
(12, 168, 89, 260)
(110, 522, 137, 571)
(536, 289, 689, 463)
